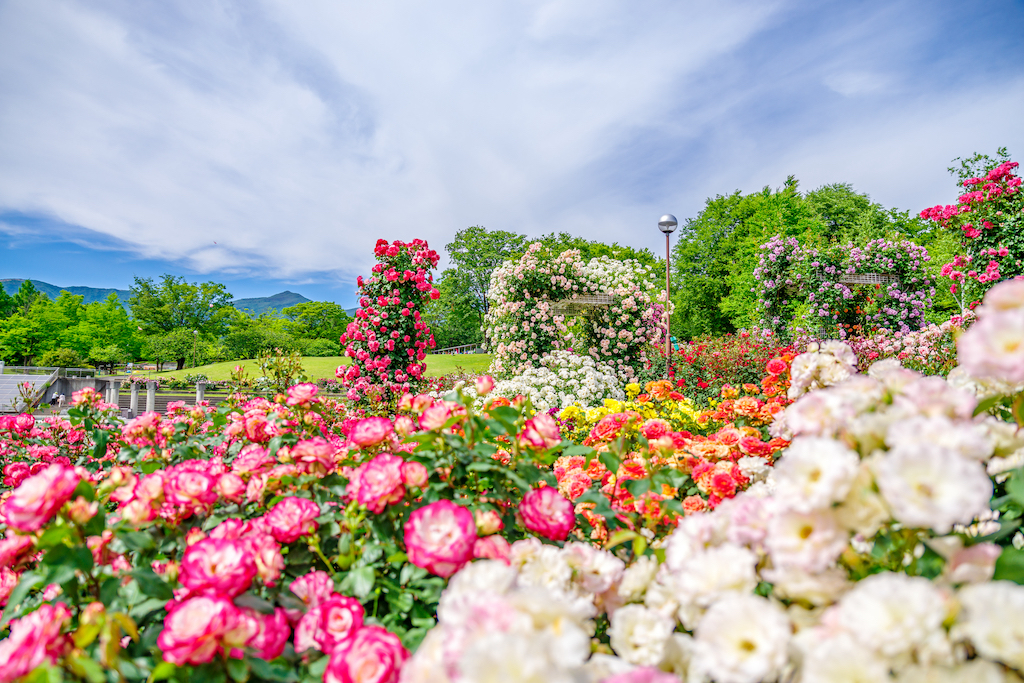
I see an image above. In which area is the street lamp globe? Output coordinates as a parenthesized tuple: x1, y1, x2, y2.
(658, 214, 678, 234)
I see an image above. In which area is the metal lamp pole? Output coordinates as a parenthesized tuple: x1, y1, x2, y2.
(192, 330, 198, 368)
(658, 214, 678, 378)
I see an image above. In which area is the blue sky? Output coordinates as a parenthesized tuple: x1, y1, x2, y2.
(1, 0, 1023, 307)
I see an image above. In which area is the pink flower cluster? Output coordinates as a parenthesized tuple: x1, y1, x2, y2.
(0, 463, 81, 532)
(0, 603, 71, 682)
(288, 570, 409, 682)
(346, 452, 427, 513)
(340, 239, 440, 401)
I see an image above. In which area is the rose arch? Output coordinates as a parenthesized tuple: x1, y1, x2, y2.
(483, 243, 663, 380)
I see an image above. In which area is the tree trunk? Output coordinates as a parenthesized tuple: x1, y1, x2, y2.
(176, 357, 186, 371)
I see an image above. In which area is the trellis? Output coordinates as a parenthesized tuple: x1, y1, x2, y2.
(550, 294, 615, 316)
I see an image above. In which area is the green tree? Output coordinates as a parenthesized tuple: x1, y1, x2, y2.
(536, 231, 660, 270)
(282, 301, 351, 341)
(445, 226, 529, 325)
(0, 287, 16, 319)
(12, 280, 42, 314)
(129, 275, 233, 369)
(223, 311, 298, 361)
(421, 270, 482, 348)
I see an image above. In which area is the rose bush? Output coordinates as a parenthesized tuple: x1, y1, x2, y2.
(484, 243, 663, 381)
(339, 239, 441, 405)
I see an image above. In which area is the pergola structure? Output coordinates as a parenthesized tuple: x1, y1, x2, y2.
(549, 294, 615, 316)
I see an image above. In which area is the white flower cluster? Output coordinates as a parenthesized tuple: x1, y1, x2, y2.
(480, 351, 625, 410)
(401, 540, 628, 683)
(483, 244, 662, 381)
(408, 283, 1024, 683)
(787, 339, 858, 399)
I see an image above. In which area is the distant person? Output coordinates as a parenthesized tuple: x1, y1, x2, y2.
(57, 394, 66, 409)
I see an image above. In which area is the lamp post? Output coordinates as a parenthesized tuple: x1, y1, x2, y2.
(192, 330, 198, 368)
(658, 214, 678, 377)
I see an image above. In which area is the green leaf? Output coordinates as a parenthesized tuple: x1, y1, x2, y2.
(995, 547, 1024, 584)
(560, 444, 595, 457)
(129, 597, 167, 621)
(598, 451, 621, 475)
(1, 571, 44, 625)
(226, 657, 250, 683)
(974, 394, 1005, 417)
(466, 461, 496, 472)
(43, 544, 94, 572)
(605, 529, 638, 550)
(37, 527, 72, 549)
(306, 657, 329, 679)
(91, 429, 109, 462)
(149, 661, 177, 682)
(339, 566, 376, 601)
(69, 654, 106, 683)
(192, 663, 227, 683)
(118, 530, 156, 551)
(132, 567, 175, 600)
(234, 592, 275, 615)
(249, 658, 297, 682)
(622, 478, 651, 498)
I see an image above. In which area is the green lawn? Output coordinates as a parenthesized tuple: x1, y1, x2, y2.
(150, 354, 492, 381)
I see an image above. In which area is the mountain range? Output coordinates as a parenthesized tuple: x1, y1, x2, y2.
(1, 279, 315, 315)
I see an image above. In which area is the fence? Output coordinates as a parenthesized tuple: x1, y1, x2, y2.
(434, 343, 484, 355)
(0, 365, 96, 377)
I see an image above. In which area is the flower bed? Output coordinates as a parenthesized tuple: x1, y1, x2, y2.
(0, 279, 1022, 683)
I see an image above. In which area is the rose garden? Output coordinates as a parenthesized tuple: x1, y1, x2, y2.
(2, 159, 1024, 683)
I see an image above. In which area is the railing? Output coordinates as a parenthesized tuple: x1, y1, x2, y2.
(0, 365, 97, 377)
(434, 343, 483, 355)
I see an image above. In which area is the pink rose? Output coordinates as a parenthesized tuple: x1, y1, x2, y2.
(348, 454, 405, 514)
(286, 382, 319, 406)
(0, 566, 18, 606)
(291, 438, 337, 475)
(0, 529, 36, 567)
(315, 594, 366, 652)
(519, 487, 576, 541)
(418, 404, 450, 431)
(475, 375, 495, 396)
(325, 625, 409, 683)
(0, 463, 80, 532)
(473, 535, 511, 563)
(287, 570, 335, 623)
(404, 500, 477, 578)
(242, 607, 291, 661)
(350, 417, 395, 447)
(13, 413, 35, 433)
(180, 538, 257, 598)
(165, 470, 218, 510)
(265, 496, 320, 544)
(248, 533, 285, 586)
(232, 443, 275, 474)
(393, 415, 415, 436)
(0, 602, 70, 682)
(215, 473, 246, 502)
(518, 414, 561, 450)
(158, 596, 241, 666)
(473, 509, 504, 535)
(400, 460, 429, 489)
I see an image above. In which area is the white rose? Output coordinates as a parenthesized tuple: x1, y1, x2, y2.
(766, 508, 849, 573)
(617, 555, 659, 604)
(953, 581, 1024, 671)
(773, 436, 860, 512)
(834, 572, 950, 661)
(874, 443, 992, 534)
(607, 603, 675, 666)
(796, 632, 889, 683)
(692, 594, 791, 683)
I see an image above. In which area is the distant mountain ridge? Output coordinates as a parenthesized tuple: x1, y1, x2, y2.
(232, 291, 311, 315)
(2, 279, 314, 315)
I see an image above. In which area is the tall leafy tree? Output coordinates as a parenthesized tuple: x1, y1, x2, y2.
(282, 301, 351, 341)
(445, 226, 529, 324)
(129, 275, 232, 369)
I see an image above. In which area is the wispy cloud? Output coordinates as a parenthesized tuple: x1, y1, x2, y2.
(0, 0, 1022, 284)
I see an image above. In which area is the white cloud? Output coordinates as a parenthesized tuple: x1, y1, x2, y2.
(0, 0, 1022, 282)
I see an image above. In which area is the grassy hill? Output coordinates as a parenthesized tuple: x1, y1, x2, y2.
(150, 354, 491, 381)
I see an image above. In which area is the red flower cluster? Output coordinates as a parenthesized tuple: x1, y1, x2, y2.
(339, 239, 440, 402)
